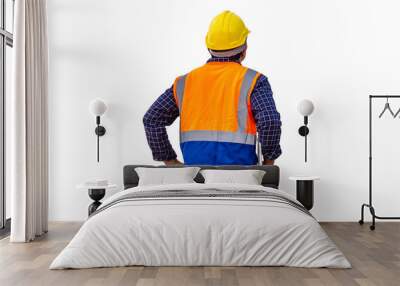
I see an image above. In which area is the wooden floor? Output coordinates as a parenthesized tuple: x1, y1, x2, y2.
(0, 222, 399, 286)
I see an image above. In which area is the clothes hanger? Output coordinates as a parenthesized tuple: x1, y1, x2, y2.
(378, 97, 395, 118)
(393, 105, 400, 118)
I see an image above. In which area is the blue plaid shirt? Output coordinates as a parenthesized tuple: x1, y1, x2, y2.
(143, 57, 282, 162)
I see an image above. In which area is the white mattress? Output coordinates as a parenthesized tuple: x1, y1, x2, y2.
(50, 183, 350, 269)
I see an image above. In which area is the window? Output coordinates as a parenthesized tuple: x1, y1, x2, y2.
(0, 0, 13, 234)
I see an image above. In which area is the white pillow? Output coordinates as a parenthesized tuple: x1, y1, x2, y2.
(200, 169, 266, 185)
(135, 167, 200, 186)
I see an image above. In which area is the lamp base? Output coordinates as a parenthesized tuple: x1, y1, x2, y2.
(95, 126, 106, 136)
(298, 126, 309, 137)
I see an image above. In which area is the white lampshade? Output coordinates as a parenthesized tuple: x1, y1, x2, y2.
(297, 99, 314, 116)
(89, 98, 107, 116)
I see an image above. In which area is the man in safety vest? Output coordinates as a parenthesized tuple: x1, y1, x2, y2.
(143, 11, 281, 166)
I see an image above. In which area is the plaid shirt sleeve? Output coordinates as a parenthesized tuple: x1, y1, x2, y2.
(143, 86, 179, 161)
(250, 74, 282, 160)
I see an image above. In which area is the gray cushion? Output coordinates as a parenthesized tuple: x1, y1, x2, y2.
(135, 167, 200, 186)
(123, 165, 280, 189)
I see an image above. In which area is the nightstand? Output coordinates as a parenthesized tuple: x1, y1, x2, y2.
(289, 176, 320, 210)
(77, 183, 117, 216)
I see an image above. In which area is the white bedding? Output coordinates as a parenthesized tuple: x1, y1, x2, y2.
(50, 183, 350, 269)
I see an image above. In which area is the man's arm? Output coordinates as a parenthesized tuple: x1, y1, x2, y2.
(143, 86, 182, 165)
(250, 75, 282, 165)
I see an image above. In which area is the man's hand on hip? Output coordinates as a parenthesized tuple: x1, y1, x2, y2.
(164, 159, 183, 166)
(263, 159, 275, 165)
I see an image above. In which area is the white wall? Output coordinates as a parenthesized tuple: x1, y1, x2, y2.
(48, 0, 400, 221)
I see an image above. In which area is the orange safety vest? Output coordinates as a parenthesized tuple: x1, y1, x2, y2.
(173, 62, 260, 165)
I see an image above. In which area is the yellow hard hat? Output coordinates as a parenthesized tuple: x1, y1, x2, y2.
(205, 11, 250, 51)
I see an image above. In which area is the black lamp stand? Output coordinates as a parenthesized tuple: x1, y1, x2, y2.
(298, 116, 310, 162)
(94, 115, 106, 162)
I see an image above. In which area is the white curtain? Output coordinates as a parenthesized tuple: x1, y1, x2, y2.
(10, 0, 48, 242)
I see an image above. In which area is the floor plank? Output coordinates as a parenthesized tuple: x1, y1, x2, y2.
(0, 222, 399, 286)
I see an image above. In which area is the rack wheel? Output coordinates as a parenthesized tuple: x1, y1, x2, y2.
(358, 220, 364, 225)
(370, 225, 375, 231)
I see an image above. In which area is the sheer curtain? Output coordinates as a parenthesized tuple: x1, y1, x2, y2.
(9, 0, 48, 242)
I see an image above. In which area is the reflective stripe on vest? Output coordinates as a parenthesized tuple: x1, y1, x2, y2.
(175, 68, 258, 146)
(175, 74, 187, 110)
(180, 130, 255, 145)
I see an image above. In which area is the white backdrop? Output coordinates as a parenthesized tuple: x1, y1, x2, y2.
(47, 0, 400, 221)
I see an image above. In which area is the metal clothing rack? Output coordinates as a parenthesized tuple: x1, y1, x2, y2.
(359, 95, 400, 230)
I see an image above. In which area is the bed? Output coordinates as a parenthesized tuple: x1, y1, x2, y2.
(50, 165, 350, 269)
